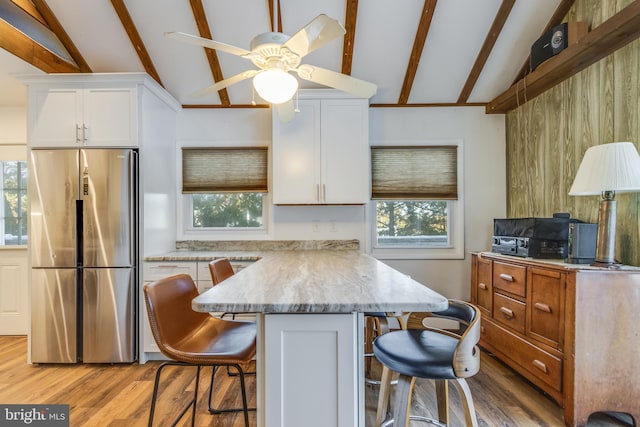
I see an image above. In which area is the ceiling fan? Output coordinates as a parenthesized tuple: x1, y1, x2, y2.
(165, 13, 377, 121)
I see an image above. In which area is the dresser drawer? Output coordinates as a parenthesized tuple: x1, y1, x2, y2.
(493, 261, 526, 297)
(143, 262, 198, 281)
(493, 292, 526, 334)
(475, 257, 493, 313)
(481, 318, 562, 393)
(527, 267, 565, 350)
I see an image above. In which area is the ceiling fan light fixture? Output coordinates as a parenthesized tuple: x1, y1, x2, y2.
(253, 68, 298, 104)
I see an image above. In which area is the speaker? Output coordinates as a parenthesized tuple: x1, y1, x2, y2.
(566, 222, 597, 264)
(530, 23, 569, 71)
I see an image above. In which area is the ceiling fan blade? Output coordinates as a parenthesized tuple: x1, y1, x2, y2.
(165, 31, 251, 57)
(276, 100, 296, 123)
(295, 65, 377, 98)
(190, 70, 260, 97)
(282, 14, 345, 58)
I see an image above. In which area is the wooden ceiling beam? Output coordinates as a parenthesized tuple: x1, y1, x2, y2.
(341, 0, 358, 75)
(10, 0, 46, 25)
(111, 0, 163, 86)
(398, 0, 437, 104)
(487, 0, 640, 114)
(457, 0, 514, 103)
(512, 0, 576, 84)
(32, 0, 91, 72)
(189, 0, 229, 105)
(267, 0, 282, 32)
(0, 4, 80, 73)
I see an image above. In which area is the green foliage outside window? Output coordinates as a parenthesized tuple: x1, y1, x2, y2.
(192, 193, 263, 228)
(376, 201, 448, 247)
(2, 160, 28, 245)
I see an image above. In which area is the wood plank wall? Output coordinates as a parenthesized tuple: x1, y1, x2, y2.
(506, 0, 640, 266)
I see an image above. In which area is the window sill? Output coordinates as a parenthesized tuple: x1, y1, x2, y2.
(371, 246, 464, 260)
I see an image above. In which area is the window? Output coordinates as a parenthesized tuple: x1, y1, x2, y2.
(1, 160, 28, 246)
(369, 143, 464, 259)
(181, 147, 268, 233)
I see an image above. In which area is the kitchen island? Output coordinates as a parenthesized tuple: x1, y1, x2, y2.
(192, 250, 448, 427)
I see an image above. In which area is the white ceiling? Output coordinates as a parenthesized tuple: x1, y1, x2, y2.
(0, 0, 562, 108)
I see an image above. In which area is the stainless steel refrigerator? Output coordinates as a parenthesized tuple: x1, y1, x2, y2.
(29, 148, 137, 363)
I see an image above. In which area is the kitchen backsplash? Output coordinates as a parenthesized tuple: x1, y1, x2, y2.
(175, 239, 360, 251)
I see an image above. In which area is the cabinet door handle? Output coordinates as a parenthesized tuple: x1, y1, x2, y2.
(499, 307, 514, 319)
(316, 184, 320, 201)
(83, 124, 89, 143)
(532, 359, 548, 374)
(76, 124, 83, 144)
(322, 184, 326, 202)
(478, 282, 487, 290)
(534, 302, 552, 313)
(499, 273, 514, 282)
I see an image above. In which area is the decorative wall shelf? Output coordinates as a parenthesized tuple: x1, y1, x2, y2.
(486, 0, 640, 114)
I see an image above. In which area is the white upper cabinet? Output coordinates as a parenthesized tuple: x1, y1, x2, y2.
(29, 87, 137, 147)
(272, 92, 370, 204)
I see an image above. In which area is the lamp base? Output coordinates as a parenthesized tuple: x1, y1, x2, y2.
(594, 196, 616, 265)
(589, 260, 621, 269)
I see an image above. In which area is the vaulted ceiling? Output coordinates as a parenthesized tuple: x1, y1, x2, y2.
(0, 0, 584, 110)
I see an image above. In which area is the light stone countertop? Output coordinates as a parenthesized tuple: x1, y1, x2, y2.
(192, 250, 449, 314)
(145, 251, 262, 262)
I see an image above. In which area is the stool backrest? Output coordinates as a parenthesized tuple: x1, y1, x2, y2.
(209, 258, 235, 285)
(406, 300, 481, 378)
(143, 274, 209, 359)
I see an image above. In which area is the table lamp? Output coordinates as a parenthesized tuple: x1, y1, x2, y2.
(568, 141, 640, 266)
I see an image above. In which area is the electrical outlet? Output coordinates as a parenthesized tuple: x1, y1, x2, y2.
(329, 220, 337, 232)
(312, 220, 320, 232)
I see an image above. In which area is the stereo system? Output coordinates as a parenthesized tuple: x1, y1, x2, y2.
(530, 21, 588, 72)
(491, 214, 596, 262)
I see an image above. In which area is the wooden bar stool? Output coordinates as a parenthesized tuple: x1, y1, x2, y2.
(373, 300, 480, 427)
(364, 312, 406, 385)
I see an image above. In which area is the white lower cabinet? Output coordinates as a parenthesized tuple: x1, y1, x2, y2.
(263, 313, 361, 427)
(141, 259, 255, 359)
(141, 262, 198, 354)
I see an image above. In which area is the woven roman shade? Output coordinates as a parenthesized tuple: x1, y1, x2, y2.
(182, 147, 268, 193)
(371, 146, 458, 200)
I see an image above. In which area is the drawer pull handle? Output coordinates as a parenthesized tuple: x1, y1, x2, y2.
(499, 273, 514, 282)
(534, 302, 552, 313)
(479, 282, 487, 290)
(155, 265, 180, 268)
(532, 359, 548, 374)
(499, 307, 514, 318)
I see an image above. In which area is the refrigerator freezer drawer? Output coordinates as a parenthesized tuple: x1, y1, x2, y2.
(31, 269, 78, 363)
(82, 268, 136, 363)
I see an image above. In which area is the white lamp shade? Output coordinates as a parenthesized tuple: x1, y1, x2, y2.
(569, 142, 640, 196)
(253, 69, 298, 104)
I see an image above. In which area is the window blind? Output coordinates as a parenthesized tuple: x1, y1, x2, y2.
(182, 147, 268, 193)
(371, 146, 458, 200)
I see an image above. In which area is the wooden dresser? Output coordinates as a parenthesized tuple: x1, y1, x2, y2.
(470, 252, 640, 427)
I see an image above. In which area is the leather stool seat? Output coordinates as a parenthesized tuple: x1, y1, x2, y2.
(373, 329, 458, 380)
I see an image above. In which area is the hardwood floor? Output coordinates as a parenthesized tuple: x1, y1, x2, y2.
(0, 336, 634, 426)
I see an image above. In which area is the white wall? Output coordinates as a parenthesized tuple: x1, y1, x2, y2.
(0, 107, 28, 334)
(369, 107, 506, 300)
(1, 104, 506, 304)
(178, 105, 507, 300)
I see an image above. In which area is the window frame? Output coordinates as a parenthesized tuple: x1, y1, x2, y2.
(177, 142, 272, 240)
(366, 139, 465, 260)
(0, 146, 28, 248)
